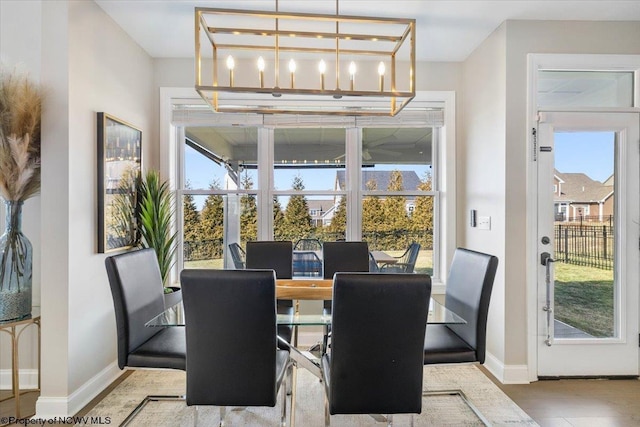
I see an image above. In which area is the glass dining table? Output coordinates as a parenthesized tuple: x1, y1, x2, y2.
(146, 278, 465, 427)
(146, 278, 465, 378)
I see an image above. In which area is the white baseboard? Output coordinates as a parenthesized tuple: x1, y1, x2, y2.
(0, 368, 39, 390)
(35, 361, 123, 418)
(483, 351, 530, 384)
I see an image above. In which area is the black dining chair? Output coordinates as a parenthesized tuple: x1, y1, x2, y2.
(228, 242, 246, 269)
(322, 241, 369, 313)
(322, 273, 431, 426)
(380, 242, 421, 273)
(245, 241, 294, 349)
(422, 247, 498, 425)
(181, 269, 292, 426)
(104, 248, 186, 426)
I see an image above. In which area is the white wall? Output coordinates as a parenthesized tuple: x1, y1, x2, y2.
(27, 0, 156, 416)
(459, 19, 640, 382)
(0, 0, 42, 387)
(459, 23, 508, 370)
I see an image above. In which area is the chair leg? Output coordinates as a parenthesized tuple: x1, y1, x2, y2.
(119, 395, 184, 427)
(193, 406, 198, 427)
(324, 394, 330, 426)
(386, 414, 393, 427)
(423, 389, 492, 426)
(281, 366, 289, 427)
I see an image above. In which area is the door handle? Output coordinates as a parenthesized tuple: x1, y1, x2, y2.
(541, 252, 555, 266)
(541, 252, 555, 346)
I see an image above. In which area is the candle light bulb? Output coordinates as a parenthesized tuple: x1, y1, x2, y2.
(289, 59, 296, 88)
(257, 56, 265, 88)
(319, 60, 326, 90)
(378, 61, 385, 92)
(349, 61, 356, 91)
(227, 55, 235, 87)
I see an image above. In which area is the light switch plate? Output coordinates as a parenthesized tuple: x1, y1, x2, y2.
(477, 216, 491, 230)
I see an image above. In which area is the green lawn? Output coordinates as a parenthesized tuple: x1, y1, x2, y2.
(553, 262, 614, 337)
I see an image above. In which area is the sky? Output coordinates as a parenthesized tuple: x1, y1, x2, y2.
(554, 131, 614, 183)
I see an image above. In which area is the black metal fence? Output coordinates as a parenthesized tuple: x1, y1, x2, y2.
(554, 223, 613, 270)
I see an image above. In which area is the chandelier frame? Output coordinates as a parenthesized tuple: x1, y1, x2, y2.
(195, 6, 416, 116)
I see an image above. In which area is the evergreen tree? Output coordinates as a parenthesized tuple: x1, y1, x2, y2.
(283, 175, 312, 239)
(326, 195, 346, 240)
(240, 172, 257, 243)
(382, 170, 410, 248)
(410, 172, 434, 248)
(361, 179, 385, 247)
(182, 193, 201, 243)
(273, 196, 285, 240)
(200, 180, 224, 257)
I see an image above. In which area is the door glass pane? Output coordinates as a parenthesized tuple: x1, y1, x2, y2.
(361, 127, 433, 275)
(538, 71, 633, 108)
(553, 131, 615, 339)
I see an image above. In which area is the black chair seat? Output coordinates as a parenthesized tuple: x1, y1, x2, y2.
(127, 327, 186, 370)
(423, 324, 475, 365)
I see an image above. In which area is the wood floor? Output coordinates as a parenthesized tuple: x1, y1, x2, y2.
(480, 367, 640, 427)
(3, 369, 640, 426)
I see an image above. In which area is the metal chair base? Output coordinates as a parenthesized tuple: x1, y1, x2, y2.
(423, 389, 491, 426)
(119, 395, 185, 426)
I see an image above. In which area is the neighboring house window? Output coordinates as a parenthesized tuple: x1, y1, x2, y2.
(553, 184, 557, 193)
(309, 209, 320, 216)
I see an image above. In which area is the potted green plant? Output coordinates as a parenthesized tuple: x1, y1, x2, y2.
(136, 170, 180, 305)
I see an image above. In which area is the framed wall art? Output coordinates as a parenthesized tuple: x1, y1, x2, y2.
(97, 112, 142, 253)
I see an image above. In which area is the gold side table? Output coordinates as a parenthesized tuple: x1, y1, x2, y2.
(0, 307, 40, 424)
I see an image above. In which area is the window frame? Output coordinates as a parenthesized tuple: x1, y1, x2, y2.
(160, 89, 456, 290)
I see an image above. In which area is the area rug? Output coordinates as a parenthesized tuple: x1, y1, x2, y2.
(80, 365, 537, 426)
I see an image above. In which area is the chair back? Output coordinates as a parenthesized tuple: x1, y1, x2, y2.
(322, 242, 369, 279)
(181, 269, 279, 406)
(245, 241, 293, 279)
(322, 241, 370, 311)
(368, 251, 379, 272)
(401, 243, 421, 273)
(327, 273, 431, 415)
(105, 248, 165, 369)
(228, 243, 246, 269)
(445, 248, 498, 363)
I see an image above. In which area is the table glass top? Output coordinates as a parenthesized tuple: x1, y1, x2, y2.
(146, 298, 465, 327)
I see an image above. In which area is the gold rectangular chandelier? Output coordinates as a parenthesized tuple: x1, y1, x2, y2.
(195, 3, 415, 116)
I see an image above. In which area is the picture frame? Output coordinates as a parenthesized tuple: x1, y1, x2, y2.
(97, 112, 142, 253)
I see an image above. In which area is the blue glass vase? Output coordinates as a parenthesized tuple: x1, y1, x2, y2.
(0, 200, 33, 321)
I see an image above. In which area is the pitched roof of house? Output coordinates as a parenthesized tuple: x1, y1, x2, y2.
(335, 170, 422, 191)
(554, 170, 613, 203)
(307, 199, 334, 214)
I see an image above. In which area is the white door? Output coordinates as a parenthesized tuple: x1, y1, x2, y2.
(537, 112, 639, 376)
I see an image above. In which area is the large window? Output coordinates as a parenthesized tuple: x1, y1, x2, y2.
(360, 127, 435, 275)
(174, 108, 443, 279)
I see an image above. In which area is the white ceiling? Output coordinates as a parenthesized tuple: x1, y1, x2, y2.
(95, 0, 640, 62)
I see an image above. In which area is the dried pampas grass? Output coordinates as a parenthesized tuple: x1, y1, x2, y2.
(0, 69, 42, 201)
